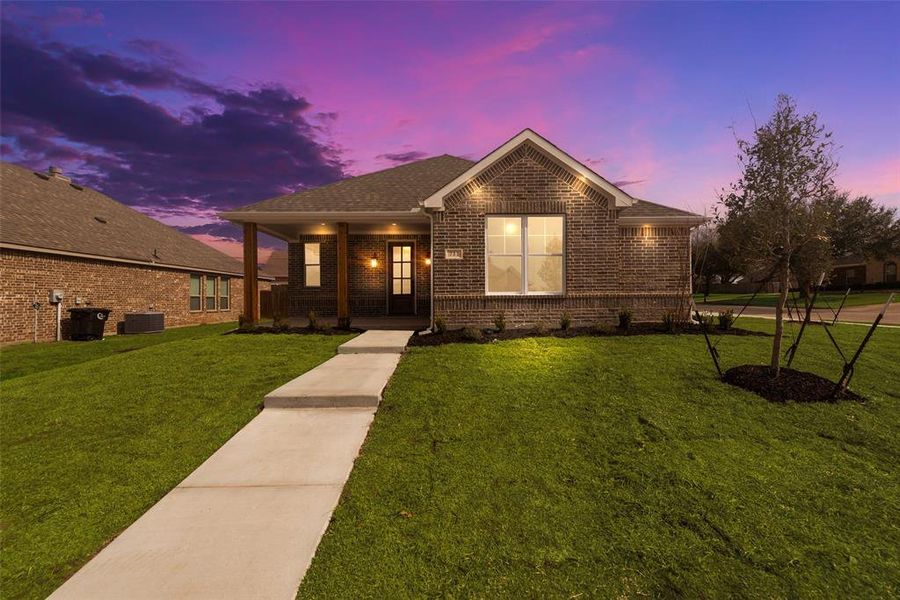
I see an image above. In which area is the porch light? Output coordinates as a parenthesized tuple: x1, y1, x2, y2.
(425, 257, 432, 266)
(370, 255, 378, 268)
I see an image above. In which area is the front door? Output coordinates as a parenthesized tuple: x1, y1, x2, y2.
(388, 242, 415, 315)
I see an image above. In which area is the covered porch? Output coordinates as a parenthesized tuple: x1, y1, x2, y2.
(224, 212, 433, 328)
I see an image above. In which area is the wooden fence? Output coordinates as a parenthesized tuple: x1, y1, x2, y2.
(260, 285, 289, 318)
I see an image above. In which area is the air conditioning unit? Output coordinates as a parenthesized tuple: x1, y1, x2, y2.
(123, 312, 165, 334)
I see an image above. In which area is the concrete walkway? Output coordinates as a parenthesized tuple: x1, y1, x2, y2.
(50, 330, 413, 600)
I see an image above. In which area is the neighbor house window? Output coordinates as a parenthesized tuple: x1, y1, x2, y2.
(189, 274, 202, 311)
(886, 262, 897, 284)
(486, 216, 564, 294)
(205, 276, 217, 310)
(305, 243, 321, 287)
(219, 277, 230, 310)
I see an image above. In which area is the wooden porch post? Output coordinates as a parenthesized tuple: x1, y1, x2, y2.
(337, 222, 350, 328)
(243, 222, 259, 324)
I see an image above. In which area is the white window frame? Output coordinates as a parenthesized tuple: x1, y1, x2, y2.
(219, 277, 230, 311)
(189, 274, 202, 312)
(304, 243, 321, 287)
(205, 275, 217, 311)
(484, 215, 565, 296)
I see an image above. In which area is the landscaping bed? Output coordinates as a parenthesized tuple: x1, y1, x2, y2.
(229, 325, 361, 336)
(409, 323, 769, 346)
(723, 364, 863, 403)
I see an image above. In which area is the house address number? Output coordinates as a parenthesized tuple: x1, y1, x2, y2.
(444, 249, 464, 260)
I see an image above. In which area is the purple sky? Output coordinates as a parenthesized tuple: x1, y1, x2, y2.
(2, 1, 898, 260)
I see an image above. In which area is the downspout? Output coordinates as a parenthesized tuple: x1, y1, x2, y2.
(428, 212, 434, 331)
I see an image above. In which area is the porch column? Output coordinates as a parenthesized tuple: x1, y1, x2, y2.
(243, 221, 259, 324)
(336, 222, 350, 328)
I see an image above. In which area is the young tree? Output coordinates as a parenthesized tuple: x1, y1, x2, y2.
(718, 95, 837, 376)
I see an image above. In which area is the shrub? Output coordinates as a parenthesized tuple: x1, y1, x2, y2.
(461, 327, 482, 341)
(493, 312, 506, 333)
(718, 309, 735, 331)
(534, 322, 548, 336)
(618, 309, 632, 330)
(594, 322, 614, 335)
(662, 311, 677, 333)
(560, 312, 572, 331)
(433, 315, 447, 334)
(307, 310, 319, 330)
(272, 314, 290, 332)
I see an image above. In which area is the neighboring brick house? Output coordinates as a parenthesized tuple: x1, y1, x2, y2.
(222, 129, 705, 328)
(830, 254, 898, 287)
(0, 163, 271, 344)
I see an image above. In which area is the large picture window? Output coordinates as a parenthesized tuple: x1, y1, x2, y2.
(205, 276, 217, 310)
(305, 243, 321, 287)
(219, 277, 230, 310)
(189, 274, 202, 311)
(486, 215, 564, 294)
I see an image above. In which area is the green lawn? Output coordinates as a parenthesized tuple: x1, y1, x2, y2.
(1, 322, 235, 381)
(299, 319, 899, 598)
(694, 290, 895, 309)
(1, 326, 353, 600)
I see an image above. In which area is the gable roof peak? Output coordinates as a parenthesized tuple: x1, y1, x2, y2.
(421, 128, 637, 210)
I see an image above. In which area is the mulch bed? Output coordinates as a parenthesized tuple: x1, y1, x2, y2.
(408, 323, 768, 347)
(228, 326, 362, 336)
(723, 364, 864, 403)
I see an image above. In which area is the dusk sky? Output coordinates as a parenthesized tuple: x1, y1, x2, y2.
(2, 1, 898, 260)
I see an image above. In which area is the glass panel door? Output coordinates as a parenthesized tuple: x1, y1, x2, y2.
(388, 243, 414, 315)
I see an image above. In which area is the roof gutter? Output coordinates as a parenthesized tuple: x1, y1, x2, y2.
(218, 209, 429, 224)
(0, 242, 274, 280)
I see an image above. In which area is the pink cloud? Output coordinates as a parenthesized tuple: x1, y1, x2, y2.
(839, 156, 900, 208)
(190, 234, 275, 264)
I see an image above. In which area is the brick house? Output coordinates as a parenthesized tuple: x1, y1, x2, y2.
(0, 163, 271, 344)
(830, 254, 898, 287)
(222, 130, 705, 329)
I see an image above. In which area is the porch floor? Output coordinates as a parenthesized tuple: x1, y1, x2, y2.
(282, 316, 430, 331)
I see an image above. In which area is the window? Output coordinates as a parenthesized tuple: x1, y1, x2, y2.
(205, 276, 217, 310)
(219, 277, 230, 310)
(189, 274, 201, 311)
(886, 262, 897, 284)
(486, 215, 564, 294)
(305, 243, 321, 287)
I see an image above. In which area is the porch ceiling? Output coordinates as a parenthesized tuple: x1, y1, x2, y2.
(220, 211, 430, 241)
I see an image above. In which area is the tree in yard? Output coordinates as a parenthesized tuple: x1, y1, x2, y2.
(718, 94, 837, 376)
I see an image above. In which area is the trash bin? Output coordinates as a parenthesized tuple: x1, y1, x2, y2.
(67, 307, 112, 340)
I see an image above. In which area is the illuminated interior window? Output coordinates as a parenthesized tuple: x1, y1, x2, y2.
(305, 243, 321, 287)
(486, 216, 563, 294)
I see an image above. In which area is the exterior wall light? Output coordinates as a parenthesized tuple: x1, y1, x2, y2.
(425, 257, 432, 266)
(370, 255, 378, 268)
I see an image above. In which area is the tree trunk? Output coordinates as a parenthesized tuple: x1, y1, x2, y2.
(770, 262, 790, 376)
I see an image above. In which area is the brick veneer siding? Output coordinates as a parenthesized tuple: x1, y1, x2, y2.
(288, 234, 431, 318)
(0, 248, 265, 344)
(431, 141, 692, 328)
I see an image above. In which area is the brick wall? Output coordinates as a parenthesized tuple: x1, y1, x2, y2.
(288, 234, 431, 318)
(432, 141, 692, 328)
(0, 248, 265, 344)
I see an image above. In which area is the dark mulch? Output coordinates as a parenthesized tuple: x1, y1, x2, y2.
(228, 326, 362, 336)
(723, 364, 864, 403)
(408, 323, 769, 347)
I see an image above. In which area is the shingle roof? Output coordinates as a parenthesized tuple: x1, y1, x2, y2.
(1, 162, 246, 275)
(617, 198, 704, 220)
(235, 154, 475, 213)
